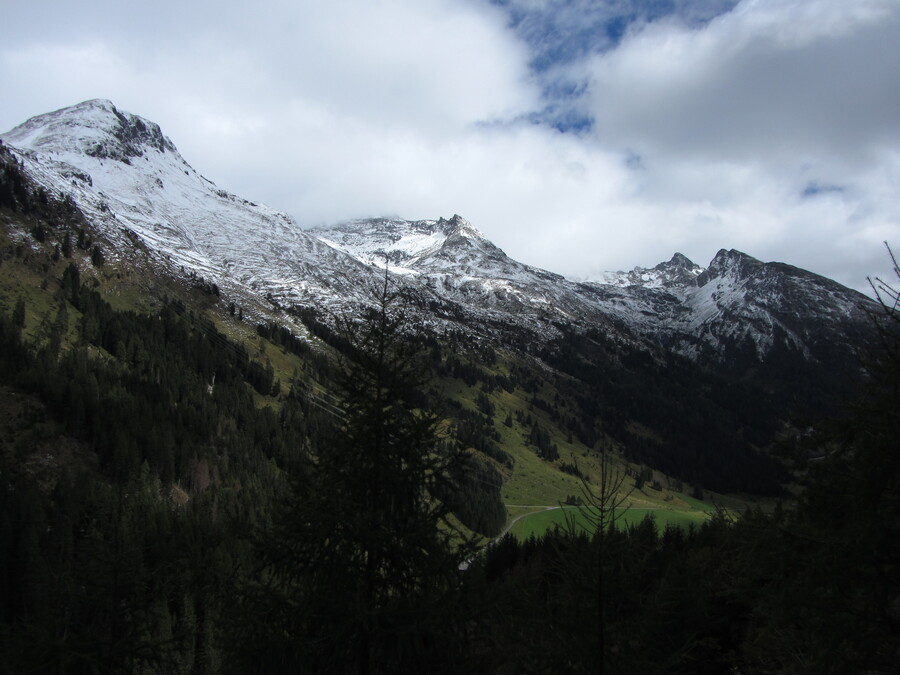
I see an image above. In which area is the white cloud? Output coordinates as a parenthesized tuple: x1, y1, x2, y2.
(565, 0, 900, 289)
(1, 0, 898, 293)
(584, 0, 900, 163)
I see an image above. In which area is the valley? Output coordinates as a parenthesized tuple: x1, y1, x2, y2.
(0, 100, 871, 537)
(0, 100, 894, 672)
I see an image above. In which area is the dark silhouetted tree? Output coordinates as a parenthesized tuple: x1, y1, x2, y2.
(228, 270, 476, 673)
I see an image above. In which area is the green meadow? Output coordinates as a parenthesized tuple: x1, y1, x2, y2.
(508, 505, 712, 541)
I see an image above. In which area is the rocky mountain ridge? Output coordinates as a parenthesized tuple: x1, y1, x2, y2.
(1, 100, 876, 373)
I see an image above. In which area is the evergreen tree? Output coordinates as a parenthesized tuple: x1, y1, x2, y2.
(738, 245, 900, 672)
(12, 296, 25, 328)
(228, 271, 476, 673)
(90, 244, 105, 268)
(62, 231, 73, 258)
(571, 446, 635, 673)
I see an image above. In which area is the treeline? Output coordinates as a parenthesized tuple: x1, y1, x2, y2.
(429, 321, 789, 495)
(542, 327, 788, 494)
(461, 261, 900, 673)
(0, 293, 303, 671)
(2, 268, 897, 672)
(0, 271, 509, 672)
(467, 402, 899, 672)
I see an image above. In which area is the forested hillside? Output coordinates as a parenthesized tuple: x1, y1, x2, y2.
(1, 138, 897, 672)
(0, 156, 507, 670)
(469, 253, 900, 672)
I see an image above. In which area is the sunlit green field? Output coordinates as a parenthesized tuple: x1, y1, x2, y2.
(509, 506, 712, 541)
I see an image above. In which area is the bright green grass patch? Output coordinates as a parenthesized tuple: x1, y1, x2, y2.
(675, 492, 717, 511)
(509, 507, 710, 541)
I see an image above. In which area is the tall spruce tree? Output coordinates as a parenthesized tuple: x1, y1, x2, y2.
(228, 270, 475, 673)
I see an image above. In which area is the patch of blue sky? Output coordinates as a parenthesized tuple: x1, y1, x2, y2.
(801, 182, 846, 198)
(528, 107, 595, 133)
(487, 0, 740, 131)
(530, 79, 594, 132)
(490, 0, 739, 69)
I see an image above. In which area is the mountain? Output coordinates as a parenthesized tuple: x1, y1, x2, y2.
(0, 99, 382, 321)
(312, 215, 619, 338)
(596, 252, 704, 289)
(3, 101, 898, 674)
(314, 217, 874, 373)
(0, 100, 880, 496)
(2, 100, 874, 365)
(584, 247, 874, 368)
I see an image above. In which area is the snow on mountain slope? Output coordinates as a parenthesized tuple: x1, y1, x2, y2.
(313, 216, 624, 331)
(319, 216, 875, 365)
(597, 252, 705, 290)
(1, 100, 876, 366)
(1, 99, 380, 315)
(677, 249, 874, 361)
(314, 217, 456, 274)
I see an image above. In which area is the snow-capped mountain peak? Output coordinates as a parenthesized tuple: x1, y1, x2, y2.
(2, 99, 176, 164)
(651, 252, 704, 287)
(311, 214, 496, 275)
(1, 100, 383, 320)
(697, 249, 757, 287)
(1, 100, 876, 370)
(441, 213, 484, 240)
(597, 252, 704, 289)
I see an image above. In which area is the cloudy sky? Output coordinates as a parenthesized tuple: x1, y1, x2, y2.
(2, 0, 899, 292)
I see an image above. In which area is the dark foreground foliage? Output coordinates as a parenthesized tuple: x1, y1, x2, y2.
(1, 224, 897, 672)
(222, 275, 480, 674)
(467, 257, 900, 670)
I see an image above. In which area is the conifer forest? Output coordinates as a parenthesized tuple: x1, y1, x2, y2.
(1, 146, 899, 673)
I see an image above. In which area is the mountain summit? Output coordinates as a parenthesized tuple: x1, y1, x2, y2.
(2, 99, 176, 163)
(1, 100, 875, 371)
(0, 99, 883, 504)
(598, 252, 704, 289)
(1, 99, 383, 315)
